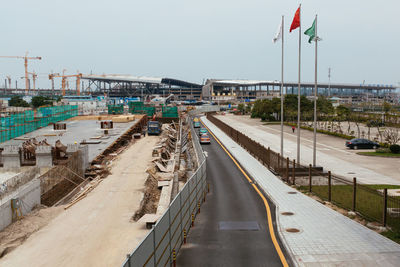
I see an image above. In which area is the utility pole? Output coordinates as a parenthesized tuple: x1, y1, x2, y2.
(328, 67, 331, 97)
(312, 15, 318, 167)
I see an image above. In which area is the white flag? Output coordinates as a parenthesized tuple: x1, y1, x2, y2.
(272, 19, 283, 43)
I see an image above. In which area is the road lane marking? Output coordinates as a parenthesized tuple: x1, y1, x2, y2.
(201, 120, 289, 267)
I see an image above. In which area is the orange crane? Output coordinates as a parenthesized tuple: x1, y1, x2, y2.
(49, 71, 82, 96)
(20, 71, 38, 90)
(0, 52, 42, 94)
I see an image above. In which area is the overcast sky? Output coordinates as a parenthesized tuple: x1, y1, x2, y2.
(0, 0, 399, 89)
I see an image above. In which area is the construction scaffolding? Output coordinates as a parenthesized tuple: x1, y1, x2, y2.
(0, 105, 78, 143)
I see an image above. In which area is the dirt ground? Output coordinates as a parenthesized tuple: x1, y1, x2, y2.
(0, 205, 64, 258)
(0, 135, 159, 267)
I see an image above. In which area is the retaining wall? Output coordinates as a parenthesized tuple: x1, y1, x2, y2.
(0, 178, 41, 231)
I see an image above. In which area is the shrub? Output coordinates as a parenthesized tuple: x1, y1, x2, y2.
(390, 144, 400, 154)
(379, 142, 390, 148)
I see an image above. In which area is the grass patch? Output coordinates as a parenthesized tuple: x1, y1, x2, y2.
(365, 185, 400, 190)
(262, 122, 281, 125)
(297, 184, 400, 235)
(382, 230, 400, 244)
(357, 151, 400, 158)
(285, 122, 355, 140)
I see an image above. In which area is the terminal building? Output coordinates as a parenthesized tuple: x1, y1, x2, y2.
(202, 79, 399, 104)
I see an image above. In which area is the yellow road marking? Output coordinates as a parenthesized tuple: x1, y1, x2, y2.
(201, 120, 289, 267)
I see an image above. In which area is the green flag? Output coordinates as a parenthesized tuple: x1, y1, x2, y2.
(304, 19, 316, 43)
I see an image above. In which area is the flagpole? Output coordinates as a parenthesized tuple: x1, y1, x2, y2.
(297, 4, 301, 166)
(280, 15, 284, 162)
(313, 14, 318, 167)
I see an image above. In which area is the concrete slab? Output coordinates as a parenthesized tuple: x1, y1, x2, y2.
(0, 120, 136, 162)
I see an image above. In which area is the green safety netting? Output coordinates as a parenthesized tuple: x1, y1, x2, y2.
(128, 102, 155, 116)
(162, 106, 178, 118)
(0, 105, 78, 143)
(107, 104, 124, 115)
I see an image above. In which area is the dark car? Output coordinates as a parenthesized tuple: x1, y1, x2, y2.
(345, 138, 380, 150)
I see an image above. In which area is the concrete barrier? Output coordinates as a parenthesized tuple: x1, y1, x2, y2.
(0, 178, 41, 231)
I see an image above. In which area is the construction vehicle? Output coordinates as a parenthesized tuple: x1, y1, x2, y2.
(147, 121, 162, 135)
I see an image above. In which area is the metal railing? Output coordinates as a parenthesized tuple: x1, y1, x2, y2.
(122, 121, 207, 267)
(207, 113, 400, 233)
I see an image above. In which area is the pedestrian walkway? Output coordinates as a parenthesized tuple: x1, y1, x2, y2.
(215, 114, 400, 185)
(202, 116, 400, 267)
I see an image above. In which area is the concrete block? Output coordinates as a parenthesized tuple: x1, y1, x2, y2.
(79, 145, 89, 171)
(2, 145, 21, 169)
(36, 145, 52, 168)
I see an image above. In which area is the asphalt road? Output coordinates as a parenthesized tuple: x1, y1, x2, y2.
(176, 127, 290, 267)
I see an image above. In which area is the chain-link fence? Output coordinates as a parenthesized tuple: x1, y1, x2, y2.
(207, 113, 400, 233)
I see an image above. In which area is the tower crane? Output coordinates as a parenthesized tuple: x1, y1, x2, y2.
(0, 52, 42, 94)
(20, 71, 38, 90)
(49, 71, 82, 96)
(6, 76, 11, 89)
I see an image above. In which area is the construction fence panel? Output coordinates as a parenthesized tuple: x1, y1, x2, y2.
(188, 172, 197, 221)
(169, 195, 183, 257)
(154, 211, 170, 266)
(180, 182, 191, 236)
(124, 231, 155, 267)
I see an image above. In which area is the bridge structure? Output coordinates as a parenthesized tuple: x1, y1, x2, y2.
(81, 75, 203, 99)
(0, 75, 203, 99)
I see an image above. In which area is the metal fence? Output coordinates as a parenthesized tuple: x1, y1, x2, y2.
(122, 122, 207, 267)
(207, 113, 400, 233)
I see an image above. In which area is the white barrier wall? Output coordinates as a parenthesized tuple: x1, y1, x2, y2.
(0, 178, 41, 231)
(122, 120, 207, 267)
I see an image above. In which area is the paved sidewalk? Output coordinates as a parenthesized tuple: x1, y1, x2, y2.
(215, 114, 400, 185)
(202, 116, 400, 267)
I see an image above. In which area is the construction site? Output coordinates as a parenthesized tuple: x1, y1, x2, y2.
(0, 95, 206, 266)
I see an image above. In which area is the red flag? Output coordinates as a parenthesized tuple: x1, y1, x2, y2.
(289, 6, 301, 32)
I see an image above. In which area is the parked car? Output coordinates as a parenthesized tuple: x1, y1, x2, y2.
(199, 128, 208, 136)
(194, 121, 201, 128)
(200, 133, 211, 144)
(345, 138, 379, 150)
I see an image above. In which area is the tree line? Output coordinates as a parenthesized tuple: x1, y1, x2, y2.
(7, 96, 60, 109)
(246, 94, 334, 121)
